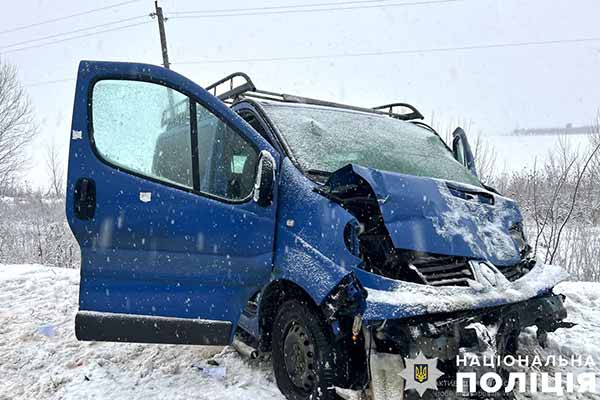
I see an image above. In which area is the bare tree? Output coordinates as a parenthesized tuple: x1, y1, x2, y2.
(588, 112, 600, 224)
(471, 131, 498, 185)
(0, 60, 36, 189)
(45, 138, 64, 198)
(548, 140, 600, 263)
(500, 123, 600, 280)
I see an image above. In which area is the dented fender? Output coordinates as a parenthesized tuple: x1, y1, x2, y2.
(272, 158, 363, 305)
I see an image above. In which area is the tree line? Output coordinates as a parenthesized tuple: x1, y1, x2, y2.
(0, 58, 598, 280)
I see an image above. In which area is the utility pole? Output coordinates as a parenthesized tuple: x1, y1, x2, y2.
(150, 1, 175, 118)
(151, 1, 170, 69)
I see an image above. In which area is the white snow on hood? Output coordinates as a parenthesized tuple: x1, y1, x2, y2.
(365, 263, 569, 319)
(426, 181, 521, 263)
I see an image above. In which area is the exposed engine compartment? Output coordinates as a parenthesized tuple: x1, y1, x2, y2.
(315, 165, 532, 286)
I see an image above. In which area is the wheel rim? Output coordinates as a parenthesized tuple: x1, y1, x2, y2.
(283, 321, 317, 392)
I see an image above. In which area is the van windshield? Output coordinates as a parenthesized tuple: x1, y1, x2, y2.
(262, 103, 482, 187)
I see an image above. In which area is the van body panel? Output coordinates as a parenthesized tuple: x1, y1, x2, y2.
(271, 158, 362, 304)
(333, 164, 523, 266)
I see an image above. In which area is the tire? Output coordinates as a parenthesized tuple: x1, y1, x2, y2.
(272, 299, 338, 400)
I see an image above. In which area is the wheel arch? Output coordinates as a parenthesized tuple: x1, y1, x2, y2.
(258, 279, 319, 352)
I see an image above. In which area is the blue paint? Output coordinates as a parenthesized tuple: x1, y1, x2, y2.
(271, 158, 362, 304)
(340, 164, 522, 265)
(67, 61, 549, 346)
(67, 61, 279, 340)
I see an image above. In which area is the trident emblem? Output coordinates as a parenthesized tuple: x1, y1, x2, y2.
(414, 364, 428, 383)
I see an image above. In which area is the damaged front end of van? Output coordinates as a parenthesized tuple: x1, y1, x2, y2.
(272, 159, 571, 399)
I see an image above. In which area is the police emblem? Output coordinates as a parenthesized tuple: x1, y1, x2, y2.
(399, 351, 444, 397)
(414, 364, 428, 383)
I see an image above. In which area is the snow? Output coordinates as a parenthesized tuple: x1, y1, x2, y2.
(549, 282, 600, 386)
(0, 264, 284, 400)
(1, 264, 598, 399)
(261, 102, 482, 187)
(365, 262, 568, 318)
(428, 180, 521, 262)
(518, 281, 600, 398)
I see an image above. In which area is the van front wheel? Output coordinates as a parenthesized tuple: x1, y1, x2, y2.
(272, 299, 337, 400)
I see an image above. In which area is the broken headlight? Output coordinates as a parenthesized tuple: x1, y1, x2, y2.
(509, 222, 531, 258)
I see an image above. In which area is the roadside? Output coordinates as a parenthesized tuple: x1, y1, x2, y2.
(0, 264, 598, 399)
(0, 264, 283, 400)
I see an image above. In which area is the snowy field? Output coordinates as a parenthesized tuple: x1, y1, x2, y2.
(1, 264, 599, 400)
(0, 265, 283, 400)
(486, 133, 592, 173)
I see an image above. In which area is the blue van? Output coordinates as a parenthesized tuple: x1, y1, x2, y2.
(67, 61, 569, 399)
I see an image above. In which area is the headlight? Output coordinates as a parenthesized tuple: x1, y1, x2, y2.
(509, 222, 531, 258)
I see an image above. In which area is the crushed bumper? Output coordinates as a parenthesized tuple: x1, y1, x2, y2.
(356, 262, 569, 322)
(371, 292, 568, 361)
(336, 292, 570, 400)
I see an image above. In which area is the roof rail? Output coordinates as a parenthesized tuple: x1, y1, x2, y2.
(373, 103, 424, 120)
(205, 72, 424, 121)
(206, 72, 256, 102)
(161, 98, 188, 128)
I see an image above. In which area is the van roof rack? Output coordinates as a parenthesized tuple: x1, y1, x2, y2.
(373, 103, 424, 121)
(205, 72, 424, 121)
(206, 72, 256, 102)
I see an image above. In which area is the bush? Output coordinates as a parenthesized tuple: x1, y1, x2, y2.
(0, 194, 79, 268)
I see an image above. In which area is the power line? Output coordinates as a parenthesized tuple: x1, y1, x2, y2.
(23, 78, 75, 88)
(170, 0, 401, 15)
(0, 0, 142, 35)
(0, 0, 145, 36)
(0, 16, 147, 50)
(170, 0, 462, 19)
(0, 21, 152, 55)
(22, 35, 600, 87)
(174, 36, 600, 65)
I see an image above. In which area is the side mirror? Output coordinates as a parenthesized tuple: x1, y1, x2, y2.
(452, 127, 478, 177)
(253, 150, 276, 207)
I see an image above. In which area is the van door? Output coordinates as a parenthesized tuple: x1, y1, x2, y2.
(66, 61, 279, 345)
(452, 127, 478, 177)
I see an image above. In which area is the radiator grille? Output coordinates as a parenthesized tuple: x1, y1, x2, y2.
(497, 264, 528, 282)
(409, 256, 474, 287)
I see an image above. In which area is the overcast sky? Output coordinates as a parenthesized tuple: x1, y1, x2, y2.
(2, 0, 600, 187)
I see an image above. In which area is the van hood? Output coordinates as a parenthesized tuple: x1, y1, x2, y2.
(321, 164, 523, 266)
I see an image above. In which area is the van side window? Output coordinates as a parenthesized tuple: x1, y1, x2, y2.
(91, 80, 258, 201)
(239, 111, 267, 136)
(92, 80, 193, 189)
(196, 105, 258, 200)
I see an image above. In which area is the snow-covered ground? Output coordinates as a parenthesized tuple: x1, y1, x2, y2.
(0, 264, 599, 399)
(0, 264, 283, 400)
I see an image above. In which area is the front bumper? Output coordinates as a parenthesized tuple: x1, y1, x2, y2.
(334, 293, 570, 400)
(371, 292, 568, 361)
(355, 262, 569, 322)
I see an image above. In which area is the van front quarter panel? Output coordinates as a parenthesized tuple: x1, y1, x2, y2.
(271, 158, 363, 305)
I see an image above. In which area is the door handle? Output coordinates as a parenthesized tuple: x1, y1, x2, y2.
(74, 178, 96, 220)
